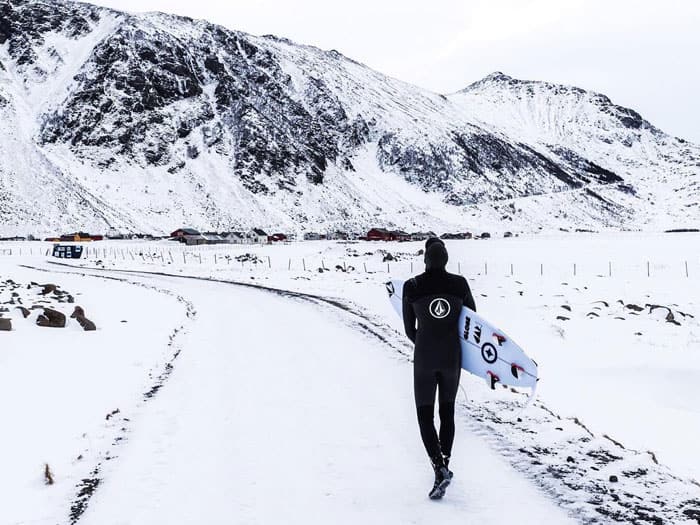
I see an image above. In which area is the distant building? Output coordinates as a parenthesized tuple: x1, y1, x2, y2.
(247, 229, 269, 244)
(367, 228, 394, 241)
(223, 232, 246, 244)
(106, 228, 126, 240)
(171, 228, 201, 239)
(202, 232, 227, 244)
(440, 232, 472, 240)
(326, 231, 349, 241)
(304, 232, 324, 241)
(59, 232, 102, 242)
(392, 230, 411, 242)
(269, 233, 288, 242)
(409, 232, 436, 241)
(0, 236, 27, 241)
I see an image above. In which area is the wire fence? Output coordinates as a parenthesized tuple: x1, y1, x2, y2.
(0, 243, 695, 280)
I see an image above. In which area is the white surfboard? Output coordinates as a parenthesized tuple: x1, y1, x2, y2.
(386, 279, 538, 397)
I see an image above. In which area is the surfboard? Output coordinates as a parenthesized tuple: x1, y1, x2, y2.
(386, 279, 538, 397)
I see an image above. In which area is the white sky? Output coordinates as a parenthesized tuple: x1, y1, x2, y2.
(81, 0, 700, 143)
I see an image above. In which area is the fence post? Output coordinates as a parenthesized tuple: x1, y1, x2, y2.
(485, 262, 488, 275)
(574, 263, 576, 276)
(647, 261, 650, 277)
(510, 263, 513, 276)
(303, 258, 306, 271)
(288, 258, 291, 270)
(685, 260, 689, 278)
(540, 263, 543, 276)
(609, 261, 612, 277)
(267, 256, 271, 269)
(387, 262, 390, 273)
(364, 262, 367, 273)
(458, 262, 461, 274)
(183, 252, 186, 264)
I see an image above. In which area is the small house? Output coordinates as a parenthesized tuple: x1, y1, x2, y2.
(326, 231, 349, 241)
(247, 229, 269, 244)
(367, 228, 394, 241)
(392, 230, 411, 242)
(202, 232, 227, 245)
(171, 228, 201, 239)
(269, 233, 288, 242)
(304, 232, 324, 241)
(223, 232, 245, 244)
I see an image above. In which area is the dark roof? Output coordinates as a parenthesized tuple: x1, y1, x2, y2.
(175, 228, 200, 235)
(252, 228, 268, 236)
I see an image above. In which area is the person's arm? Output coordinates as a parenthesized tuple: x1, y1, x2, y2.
(463, 277, 476, 312)
(402, 280, 417, 344)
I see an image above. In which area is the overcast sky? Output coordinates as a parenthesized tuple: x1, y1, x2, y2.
(83, 0, 700, 143)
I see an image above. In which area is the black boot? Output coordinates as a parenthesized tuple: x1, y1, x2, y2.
(443, 455, 454, 480)
(428, 457, 451, 500)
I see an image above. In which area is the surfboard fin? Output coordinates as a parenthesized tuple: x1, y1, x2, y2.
(511, 363, 525, 379)
(486, 371, 500, 390)
(385, 281, 395, 297)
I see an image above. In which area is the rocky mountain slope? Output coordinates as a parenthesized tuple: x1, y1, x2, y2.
(0, 0, 698, 235)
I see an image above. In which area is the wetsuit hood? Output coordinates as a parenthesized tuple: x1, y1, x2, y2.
(424, 240, 448, 271)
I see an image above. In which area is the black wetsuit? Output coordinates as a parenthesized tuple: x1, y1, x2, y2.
(402, 243, 476, 465)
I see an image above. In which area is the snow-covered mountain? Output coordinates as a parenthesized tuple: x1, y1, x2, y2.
(0, 0, 698, 235)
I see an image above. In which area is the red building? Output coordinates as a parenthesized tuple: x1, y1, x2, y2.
(367, 228, 395, 241)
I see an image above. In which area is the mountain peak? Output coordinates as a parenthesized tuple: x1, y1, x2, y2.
(459, 71, 516, 92)
(484, 71, 513, 82)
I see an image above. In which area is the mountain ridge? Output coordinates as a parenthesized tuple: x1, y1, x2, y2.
(0, 0, 697, 235)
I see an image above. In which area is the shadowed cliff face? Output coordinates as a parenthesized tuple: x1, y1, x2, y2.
(0, 0, 697, 234)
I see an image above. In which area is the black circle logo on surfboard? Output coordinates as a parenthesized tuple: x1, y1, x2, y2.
(481, 342, 498, 364)
(429, 298, 450, 319)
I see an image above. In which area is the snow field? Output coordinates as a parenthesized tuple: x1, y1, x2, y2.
(28, 232, 699, 479)
(1, 232, 699, 523)
(68, 273, 576, 525)
(0, 263, 190, 525)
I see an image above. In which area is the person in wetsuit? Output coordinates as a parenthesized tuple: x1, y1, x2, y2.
(402, 237, 476, 499)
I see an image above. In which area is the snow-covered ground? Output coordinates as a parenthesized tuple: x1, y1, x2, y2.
(1, 232, 699, 524)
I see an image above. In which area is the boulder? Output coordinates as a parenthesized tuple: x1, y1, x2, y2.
(36, 308, 66, 328)
(0, 318, 11, 331)
(41, 284, 57, 295)
(71, 306, 97, 331)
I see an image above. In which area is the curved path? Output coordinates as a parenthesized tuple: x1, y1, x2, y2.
(64, 271, 574, 525)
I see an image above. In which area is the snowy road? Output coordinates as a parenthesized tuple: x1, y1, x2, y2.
(65, 271, 575, 525)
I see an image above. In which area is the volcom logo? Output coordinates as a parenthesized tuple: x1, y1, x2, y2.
(429, 298, 450, 319)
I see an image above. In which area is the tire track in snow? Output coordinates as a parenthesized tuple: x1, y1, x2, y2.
(20, 264, 197, 524)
